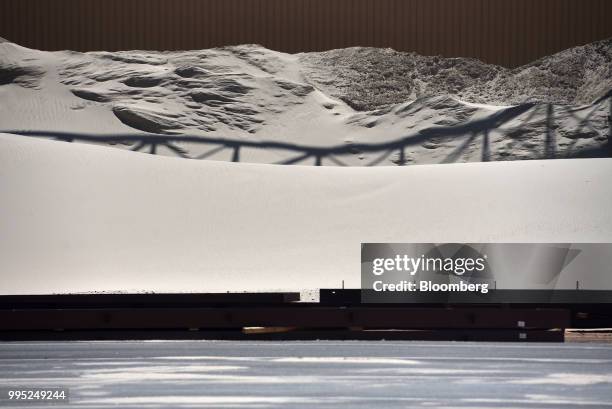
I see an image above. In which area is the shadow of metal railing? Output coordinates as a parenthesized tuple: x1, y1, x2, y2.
(3, 94, 611, 165)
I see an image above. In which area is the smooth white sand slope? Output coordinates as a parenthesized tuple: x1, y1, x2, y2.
(1, 133, 611, 294)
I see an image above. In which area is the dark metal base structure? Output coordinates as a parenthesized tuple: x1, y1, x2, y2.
(1, 290, 610, 342)
(0, 329, 565, 342)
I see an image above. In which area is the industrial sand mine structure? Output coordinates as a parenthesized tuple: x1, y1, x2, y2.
(0, 0, 611, 342)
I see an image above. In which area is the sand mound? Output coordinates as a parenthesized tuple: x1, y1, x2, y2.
(112, 103, 182, 134)
(57, 46, 309, 134)
(300, 38, 612, 110)
(0, 61, 43, 88)
(0, 40, 610, 165)
(300, 47, 502, 111)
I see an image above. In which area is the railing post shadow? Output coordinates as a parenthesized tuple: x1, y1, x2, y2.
(232, 145, 240, 162)
(482, 130, 490, 162)
(398, 146, 406, 166)
(545, 103, 556, 159)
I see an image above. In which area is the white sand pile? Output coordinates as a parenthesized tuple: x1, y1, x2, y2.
(0, 40, 610, 165)
(1, 133, 610, 294)
(301, 38, 612, 109)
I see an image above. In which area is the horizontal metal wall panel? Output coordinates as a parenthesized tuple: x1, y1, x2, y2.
(1, 0, 611, 67)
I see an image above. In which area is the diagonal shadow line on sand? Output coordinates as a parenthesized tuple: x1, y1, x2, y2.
(365, 149, 394, 166)
(441, 132, 479, 164)
(130, 141, 148, 152)
(194, 144, 227, 160)
(276, 153, 313, 165)
(499, 103, 546, 132)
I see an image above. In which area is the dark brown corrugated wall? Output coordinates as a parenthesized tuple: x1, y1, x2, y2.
(1, 0, 611, 67)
